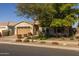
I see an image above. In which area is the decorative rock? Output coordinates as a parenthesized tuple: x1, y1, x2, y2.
(63, 43, 67, 46)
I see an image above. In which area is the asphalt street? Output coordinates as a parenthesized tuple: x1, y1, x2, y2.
(0, 43, 79, 56)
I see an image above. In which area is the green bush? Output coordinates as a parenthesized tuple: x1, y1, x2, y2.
(38, 32, 47, 40)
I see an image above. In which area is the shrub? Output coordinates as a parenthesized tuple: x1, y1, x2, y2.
(38, 31, 51, 40)
(17, 34, 22, 39)
(27, 32, 32, 36)
(39, 34, 47, 40)
(24, 34, 27, 37)
(38, 32, 44, 40)
(16, 39, 22, 42)
(52, 42, 59, 45)
(32, 36, 39, 39)
(61, 37, 65, 40)
(23, 39, 30, 42)
(76, 36, 79, 39)
(70, 36, 75, 40)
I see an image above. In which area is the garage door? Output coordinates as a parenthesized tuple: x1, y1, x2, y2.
(17, 27, 31, 35)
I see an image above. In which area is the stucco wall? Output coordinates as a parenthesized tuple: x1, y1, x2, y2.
(0, 26, 8, 34)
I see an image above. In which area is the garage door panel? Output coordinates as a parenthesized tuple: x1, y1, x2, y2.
(17, 27, 31, 35)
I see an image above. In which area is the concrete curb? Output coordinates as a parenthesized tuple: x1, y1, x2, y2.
(0, 41, 79, 52)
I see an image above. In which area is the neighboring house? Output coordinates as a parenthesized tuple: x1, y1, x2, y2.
(44, 27, 74, 37)
(34, 20, 79, 37)
(0, 22, 16, 36)
(43, 22, 79, 37)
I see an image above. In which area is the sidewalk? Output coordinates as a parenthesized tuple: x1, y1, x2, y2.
(0, 40, 79, 52)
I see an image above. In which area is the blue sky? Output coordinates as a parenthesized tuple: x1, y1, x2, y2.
(0, 3, 32, 22)
(0, 3, 79, 22)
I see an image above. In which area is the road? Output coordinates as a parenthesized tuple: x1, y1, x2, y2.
(0, 43, 79, 56)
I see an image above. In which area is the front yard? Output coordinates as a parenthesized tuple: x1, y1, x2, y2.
(15, 35, 79, 48)
(0, 35, 79, 48)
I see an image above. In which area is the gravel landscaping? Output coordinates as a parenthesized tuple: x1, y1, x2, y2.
(0, 36, 79, 48)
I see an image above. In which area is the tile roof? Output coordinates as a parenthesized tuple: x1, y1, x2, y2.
(0, 21, 33, 26)
(0, 22, 17, 26)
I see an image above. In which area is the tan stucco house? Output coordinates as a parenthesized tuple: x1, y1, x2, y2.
(14, 21, 33, 37)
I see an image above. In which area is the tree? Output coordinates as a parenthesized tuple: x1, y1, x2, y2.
(16, 4, 54, 27)
(16, 3, 79, 27)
